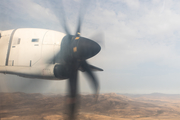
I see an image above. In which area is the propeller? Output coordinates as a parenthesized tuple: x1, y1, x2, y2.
(56, 1, 102, 119)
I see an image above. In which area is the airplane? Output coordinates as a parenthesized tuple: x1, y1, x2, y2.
(0, 7, 103, 120)
(0, 28, 102, 80)
(0, 27, 103, 118)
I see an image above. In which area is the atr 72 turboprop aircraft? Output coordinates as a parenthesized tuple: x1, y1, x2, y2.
(0, 25, 102, 120)
(0, 27, 103, 95)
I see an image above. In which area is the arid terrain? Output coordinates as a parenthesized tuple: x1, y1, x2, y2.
(0, 92, 180, 120)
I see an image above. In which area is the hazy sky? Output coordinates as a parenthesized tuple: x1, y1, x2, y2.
(1, 0, 180, 94)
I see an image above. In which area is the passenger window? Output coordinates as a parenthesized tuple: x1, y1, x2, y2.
(32, 38, 39, 42)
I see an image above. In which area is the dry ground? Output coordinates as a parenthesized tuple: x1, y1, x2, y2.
(1, 92, 180, 120)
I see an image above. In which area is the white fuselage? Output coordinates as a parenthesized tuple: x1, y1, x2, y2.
(0, 28, 66, 79)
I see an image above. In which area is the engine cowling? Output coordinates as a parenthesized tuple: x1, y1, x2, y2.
(54, 64, 70, 79)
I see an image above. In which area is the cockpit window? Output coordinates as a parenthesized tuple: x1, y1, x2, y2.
(32, 38, 39, 42)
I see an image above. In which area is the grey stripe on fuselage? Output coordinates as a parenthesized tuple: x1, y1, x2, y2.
(5, 29, 17, 66)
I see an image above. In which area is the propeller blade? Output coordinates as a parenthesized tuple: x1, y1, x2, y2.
(75, 17, 81, 36)
(80, 61, 99, 97)
(75, 1, 91, 36)
(67, 60, 79, 120)
(48, 0, 71, 35)
(58, 0, 71, 35)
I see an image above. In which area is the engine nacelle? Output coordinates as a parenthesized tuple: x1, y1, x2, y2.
(54, 64, 70, 79)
